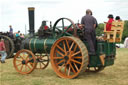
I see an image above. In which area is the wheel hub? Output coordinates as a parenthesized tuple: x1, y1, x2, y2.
(64, 56, 69, 61)
(22, 60, 26, 64)
(36, 58, 40, 62)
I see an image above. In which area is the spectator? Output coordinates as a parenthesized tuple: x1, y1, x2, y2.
(105, 14, 114, 31)
(20, 33, 24, 39)
(9, 25, 13, 34)
(0, 38, 7, 63)
(115, 16, 121, 21)
(9, 25, 13, 38)
(15, 31, 20, 37)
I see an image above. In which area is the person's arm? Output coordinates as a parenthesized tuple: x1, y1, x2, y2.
(80, 17, 85, 29)
(81, 17, 84, 25)
(94, 18, 98, 28)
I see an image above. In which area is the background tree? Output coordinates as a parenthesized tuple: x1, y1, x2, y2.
(96, 23, 104, 36)
(122, 20, 128, 42)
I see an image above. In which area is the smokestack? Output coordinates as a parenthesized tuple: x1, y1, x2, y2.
(28, 7, 35, 37)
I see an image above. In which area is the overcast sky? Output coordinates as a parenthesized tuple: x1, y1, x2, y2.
(0, 0, 128, 34)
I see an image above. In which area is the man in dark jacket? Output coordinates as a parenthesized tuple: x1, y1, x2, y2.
(81, 9, 98, 55)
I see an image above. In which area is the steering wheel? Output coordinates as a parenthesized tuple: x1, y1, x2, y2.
(52, 18, 77, 38)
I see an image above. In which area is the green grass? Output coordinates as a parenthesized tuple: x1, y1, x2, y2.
(0, 48, 128, 85)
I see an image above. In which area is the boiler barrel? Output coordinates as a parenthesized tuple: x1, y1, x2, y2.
(24, 38, 56, 53)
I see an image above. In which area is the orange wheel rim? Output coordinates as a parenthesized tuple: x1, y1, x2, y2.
(50, 37, 88, 78)
(13, 49, 36, 74)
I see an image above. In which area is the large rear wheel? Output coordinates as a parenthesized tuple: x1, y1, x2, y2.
(50, 37, 89, 79)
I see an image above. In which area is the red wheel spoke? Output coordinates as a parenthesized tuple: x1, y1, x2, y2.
(27, 58, 33, 62)
(56, 50, 64, 57)
(71, 51, 81, 57)
(17, 63, 22, 66)
(69, 42, 74, 51)
(73, 63, 79, 72)
(68, 66, 71, 76)
(29, 62, 34, 67)
(57, 45, 65, 53)
(57, 59, 65, 65)
(26, 54, 29, 60)
(26, 64, 32, 70)
(65, 39, 69, 49)
(16, 59, 22, 62)
(64, 65, 67, 74)
(20, 65, 23, 71)
(73, 44, 77, 52)
(73, 56, 82, 59)
(69, 63, 76, 73)
(71, 59, 82, 65)
(63, 41, 66, 53)
(53, 57, 64, 59)
(19, 55, 24, 60)
(58, 63, 65, 71)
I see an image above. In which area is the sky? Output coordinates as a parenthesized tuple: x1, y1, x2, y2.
(0, 0, 128, 34)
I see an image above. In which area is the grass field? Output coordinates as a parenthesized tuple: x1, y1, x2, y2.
(0, 48, 128, 85)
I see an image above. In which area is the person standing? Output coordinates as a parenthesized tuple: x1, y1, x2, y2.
(81, 9, 98, 55)
(9, 25, 13, 38)
(0, 38, 7, 63)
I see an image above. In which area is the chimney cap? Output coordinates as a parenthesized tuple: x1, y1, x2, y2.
(28, 7, 35, 10)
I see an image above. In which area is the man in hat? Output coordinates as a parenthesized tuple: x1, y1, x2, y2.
(0, 38, 7, 63)
(81, 9, 98, 55)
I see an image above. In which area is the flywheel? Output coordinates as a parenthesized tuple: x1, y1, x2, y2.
(50, 36, 89, 79)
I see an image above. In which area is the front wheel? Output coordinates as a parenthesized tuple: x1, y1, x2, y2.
(13, 49, 37, 74)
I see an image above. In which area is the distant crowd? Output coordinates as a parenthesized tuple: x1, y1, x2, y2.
(9, 25, 25, 39)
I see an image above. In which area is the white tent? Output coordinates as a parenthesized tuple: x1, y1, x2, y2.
(124, 37, 128, 48)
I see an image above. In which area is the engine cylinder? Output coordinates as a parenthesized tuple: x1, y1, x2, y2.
(23, 38, 56, 53)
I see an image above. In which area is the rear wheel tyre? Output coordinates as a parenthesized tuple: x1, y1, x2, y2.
(13, 49, 37, 74)
(50, 37, 89, 79)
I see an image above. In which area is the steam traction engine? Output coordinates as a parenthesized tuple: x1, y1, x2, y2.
(13, 7, 116, 79)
